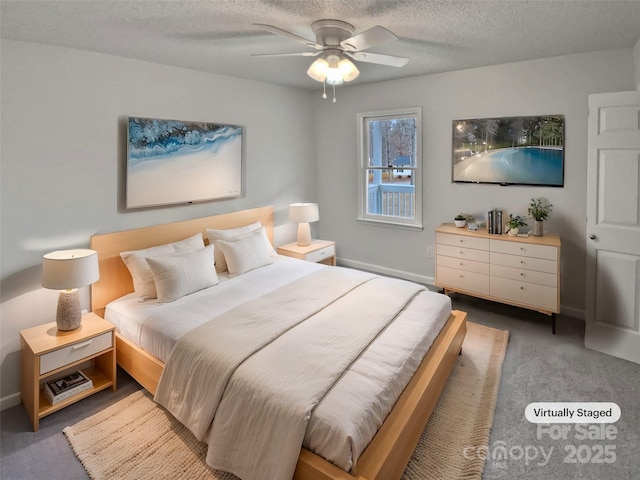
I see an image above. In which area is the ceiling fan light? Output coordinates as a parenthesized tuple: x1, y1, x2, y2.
(307, 58, 329, 82)
(338, 58, 359, 82)
(325, 68, 344, 86)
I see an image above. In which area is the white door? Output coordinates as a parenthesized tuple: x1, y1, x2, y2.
(585, 90, 640, 364)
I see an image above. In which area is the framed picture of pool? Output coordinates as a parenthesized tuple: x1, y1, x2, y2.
(126, 117, 244, 209)
(452, 115, 564, 187)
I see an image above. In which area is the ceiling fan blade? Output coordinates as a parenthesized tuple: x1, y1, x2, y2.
(251, 51, 321, 58)
(340, 26, 397, 52)
(346, 51, 409, 67)
(252, 23, 323, 50)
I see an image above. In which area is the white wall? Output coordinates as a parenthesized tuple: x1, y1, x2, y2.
(314, 49, 635, 318)
(0, 40, 316, 405)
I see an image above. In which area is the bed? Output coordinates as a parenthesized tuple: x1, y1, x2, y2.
(90, 206, 467, 480)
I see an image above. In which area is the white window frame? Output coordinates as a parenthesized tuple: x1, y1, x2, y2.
(357, 107, 423, 230)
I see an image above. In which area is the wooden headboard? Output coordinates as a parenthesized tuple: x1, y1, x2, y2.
(90, 206, 274, 316)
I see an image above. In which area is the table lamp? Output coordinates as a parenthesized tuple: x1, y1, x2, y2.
(42, 249, 100, 331)
(289, 203, 319, 246)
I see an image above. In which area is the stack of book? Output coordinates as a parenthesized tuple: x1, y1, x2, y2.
(487, 209, 508, 235)
(44, 371, 93, 405)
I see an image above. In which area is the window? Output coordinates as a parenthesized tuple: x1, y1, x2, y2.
(357, 107, 422, 229)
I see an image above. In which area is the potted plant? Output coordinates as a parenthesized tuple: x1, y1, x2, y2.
(528, 197, 553, 236)
(454, 214, 466, 228)
(506, 214, 527, 236)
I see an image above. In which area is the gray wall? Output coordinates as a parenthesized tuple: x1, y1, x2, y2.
(314, 49, 635, 318)
(0, 40, 316, 405)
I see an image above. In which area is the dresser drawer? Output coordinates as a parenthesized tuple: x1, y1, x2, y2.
(306, 244, 335, 263)
(40, 331, 113, 375)
(436, 265, 490, 296)
(490, 276, 558, 312)
(490, 252, 557, 274)
(437, 232, 489, 250)
(437, 254, 490, 275)
(490, 239, 557, 260)
(490, 264, 557, 287)
(436, 244, 490, 263)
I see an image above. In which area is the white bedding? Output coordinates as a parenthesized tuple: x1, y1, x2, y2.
(105, 255, 452, 474)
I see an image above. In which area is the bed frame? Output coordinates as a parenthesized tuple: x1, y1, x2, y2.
(90, 205, 467, 480)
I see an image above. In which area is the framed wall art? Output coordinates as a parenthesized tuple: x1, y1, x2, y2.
(452, 115, 564, 187)
(126, 117, 244, 209)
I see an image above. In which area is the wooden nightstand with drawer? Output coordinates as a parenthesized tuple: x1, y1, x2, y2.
(20, 312, 116, 431)
(277, 240, 336, 266)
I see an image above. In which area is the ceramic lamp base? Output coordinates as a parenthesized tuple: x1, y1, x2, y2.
(297, 222, 312, 246)
(56, 289, 82, 331)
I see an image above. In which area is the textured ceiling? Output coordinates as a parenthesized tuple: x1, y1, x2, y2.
(2, 0, 640, 90)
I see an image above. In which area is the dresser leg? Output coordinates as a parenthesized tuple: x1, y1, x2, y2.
(552, 313, 557, 335)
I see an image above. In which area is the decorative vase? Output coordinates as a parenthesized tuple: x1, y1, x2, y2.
(533, 220, 544, 237)
(508, 227, 519, 236)
(454, 219, 466, 228)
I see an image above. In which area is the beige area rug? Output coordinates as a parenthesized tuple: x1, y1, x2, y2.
(64, 322, 508, 480)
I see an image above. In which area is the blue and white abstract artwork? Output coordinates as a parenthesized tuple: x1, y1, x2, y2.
(126, 117, 243, 208)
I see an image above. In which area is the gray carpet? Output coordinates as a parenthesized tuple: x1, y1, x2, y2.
(2, 294, 639, 480)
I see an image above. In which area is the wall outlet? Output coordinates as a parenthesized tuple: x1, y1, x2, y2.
(426, 246, 434, 258)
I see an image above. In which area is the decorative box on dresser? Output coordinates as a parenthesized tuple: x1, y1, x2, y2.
(435, 223, 561, 333)
(20, 312, 116, 431)
(277, 240, 336, 266)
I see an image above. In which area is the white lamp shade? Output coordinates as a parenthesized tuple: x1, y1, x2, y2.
(42, 249, 100, 290)
(338, 58, 359, 82)
(289, 203, 319, 223)
(325, 68, 345, 86)
(307, 58, 329, 82)
(325, 55, 344, 86)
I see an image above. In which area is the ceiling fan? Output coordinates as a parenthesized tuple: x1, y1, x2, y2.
(252, 19, 409, 101)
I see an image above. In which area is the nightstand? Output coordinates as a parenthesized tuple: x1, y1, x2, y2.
(20, 312, 116, 431)
(277, 240, 336, 266)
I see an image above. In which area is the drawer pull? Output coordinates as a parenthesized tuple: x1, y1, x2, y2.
(459, 262, 464, 266)
(459, 251, 464, 255)
(520, 273, 524, 276)
(71, 340, 92, 351)
(520, 286, 524, 290)
(520, 247, 525, 251)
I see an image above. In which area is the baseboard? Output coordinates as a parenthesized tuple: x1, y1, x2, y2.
(560, 304, 585, 320)
(337, 257, 585, 320)
(337, 257, 435, 286)
(1, 391, 22, 411)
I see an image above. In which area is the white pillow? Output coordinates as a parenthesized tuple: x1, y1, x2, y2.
(120, 233, 205, 298)
(207, 221, 275, 272)
(216, 227, 274, 276)
(146, 245, 218, 303)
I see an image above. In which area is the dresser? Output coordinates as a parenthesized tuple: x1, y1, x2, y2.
(435, 224, 561, 332)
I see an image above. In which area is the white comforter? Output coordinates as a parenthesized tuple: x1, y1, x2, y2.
(105, 256, 451, 476)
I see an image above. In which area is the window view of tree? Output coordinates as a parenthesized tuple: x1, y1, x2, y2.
(368, 118, 416, 167)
